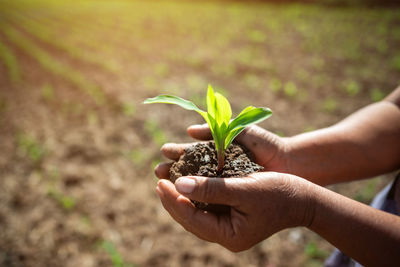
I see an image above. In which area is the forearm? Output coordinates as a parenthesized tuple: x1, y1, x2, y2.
(285, 99, 400, 185)
(308, 184, 400, 266)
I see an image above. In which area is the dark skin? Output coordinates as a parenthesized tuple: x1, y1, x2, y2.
(155, 87, 400, 266)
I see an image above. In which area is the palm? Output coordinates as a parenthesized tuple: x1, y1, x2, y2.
(154, 124, 288, 180)
(186, 124, 288, 172)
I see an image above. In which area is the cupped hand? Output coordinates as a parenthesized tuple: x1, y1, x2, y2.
(156, 172, 315, 252)
(155, 124, 289, 180)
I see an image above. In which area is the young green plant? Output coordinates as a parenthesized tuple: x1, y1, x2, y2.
(144, 85, 272, 173)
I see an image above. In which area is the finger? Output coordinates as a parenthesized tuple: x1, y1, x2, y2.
(235, 125, 264, 148)
(156, 180, 190, 223)
(156, 180, 229, 243)
(161, 143, 193, 160)
(235, 125, 280, 166)
(187, 124, 212, 141)
(174, 176, 242, 206)
(154, 162, 173, 179)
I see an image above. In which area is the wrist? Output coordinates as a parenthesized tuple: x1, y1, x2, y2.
(282, 133, 332, 185)
(280, 175, 318, 228)
(281, 134, 306, 177)
(298, 179, 318, 228)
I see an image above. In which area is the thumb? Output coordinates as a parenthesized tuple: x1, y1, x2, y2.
(235, 125, 281, 165)
(187, 124, 212, 141)
(174, 176, 240, 206)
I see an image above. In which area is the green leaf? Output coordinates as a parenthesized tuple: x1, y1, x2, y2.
(207, 113, 219, 150)
(144, 94, 209, 123)
(101, 241, 125, 267)
(207, 85, 216, 119)
(238, 106, 256, 116)
(207, 85, 231, 127)
(228, 107, 272, 132)
(144, 95, 205, 114)
(224, 107, 272, 148)
(217, 121, 228, 151)
(206, 85, 232, 153)
(214, 92, 232, 126)
(224, 126, 245, 149)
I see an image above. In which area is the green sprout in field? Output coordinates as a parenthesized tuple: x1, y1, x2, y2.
(16, 133, 46, 165)
(144, 85, 272, 173)
(101, 240, 136, 267)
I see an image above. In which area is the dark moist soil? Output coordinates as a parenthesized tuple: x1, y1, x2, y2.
(170, 142, 263, 214)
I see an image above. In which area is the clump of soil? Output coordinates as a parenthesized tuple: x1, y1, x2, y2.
(170, 142, 263, 213)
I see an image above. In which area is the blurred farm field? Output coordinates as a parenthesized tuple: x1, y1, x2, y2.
(0, 0, 399, 266)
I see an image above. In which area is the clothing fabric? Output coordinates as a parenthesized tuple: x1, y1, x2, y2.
(324, 174, 400, 267)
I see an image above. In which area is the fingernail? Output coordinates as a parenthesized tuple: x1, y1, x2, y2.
(175, 177, 196, 194)
(188, 124, 205, 130)
(156, 185, 162, 196)
(154, 164, 161, 176)
(161, 143, 170, 150)
(157, 179, 168, 190)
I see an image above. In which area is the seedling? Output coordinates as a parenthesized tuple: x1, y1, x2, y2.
(101, 241, 136, 267)
(343, 80, 361, 97)
(129, 148, 148, 166)
(16, 133, 46, 165)
(101, 241, 123, 267)
(122, 103, 136, 116)
(355, 178, 380, 204)
(47, 188, 76, 211)
(269, 78, 282, 93)
(305, 241, 329, 260)
(370, 88, 385, 102)
(144, 119, 167, 146)
(144, 85, 272, 173)
(391, 55, 400, 72)
(283, 81, 298, 98)
(322, 97, 338, 113)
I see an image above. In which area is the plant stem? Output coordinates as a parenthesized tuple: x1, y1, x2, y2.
(217, 149, 225, 174)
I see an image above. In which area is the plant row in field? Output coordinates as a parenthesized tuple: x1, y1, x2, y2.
(2, 0, 398, 102)
(12, 11, 121, 55)
(9, 1, 399, 68)
(5, 11, 122, 74)
(1, 24, 105, 105)
(17, 8, 164, 56)
(0, 39, 20, 84)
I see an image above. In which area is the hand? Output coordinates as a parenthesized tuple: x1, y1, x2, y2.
(156, 172, 315, 252)
(155, 124, 289, 180)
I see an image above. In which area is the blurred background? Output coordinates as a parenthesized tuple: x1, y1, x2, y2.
(0, 0, 399, 266)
